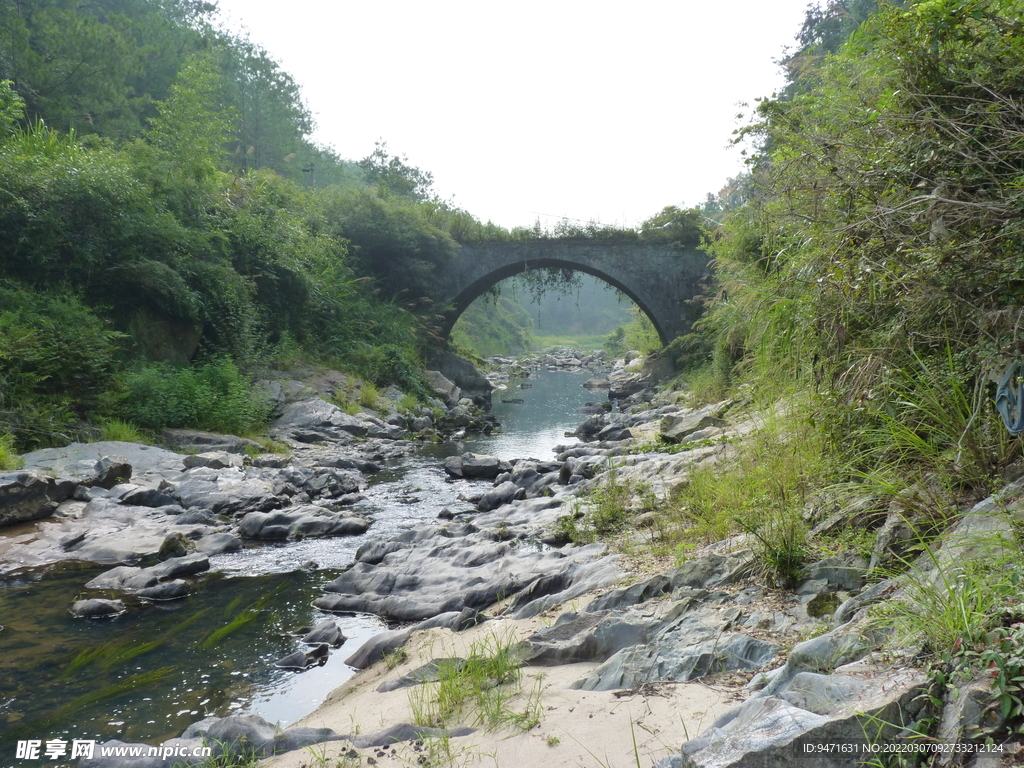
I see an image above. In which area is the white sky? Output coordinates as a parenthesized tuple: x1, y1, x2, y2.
(211, 0, 812, 230)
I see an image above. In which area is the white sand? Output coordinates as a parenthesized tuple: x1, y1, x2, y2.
(262, 612, 736, 768)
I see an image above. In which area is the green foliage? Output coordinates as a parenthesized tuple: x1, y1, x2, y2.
(452, 294, 535, 357)
(654, 407, 831, 579)
(877, 528, 1023, 657)
(0, 80, 24, 134)
(604, 308, 661, 356)
(96, 419, 147, 444)
(552, 464, 656, 545)
(114, 358, 269, 435)
(706, 0, 1024, 493)
(738, 508, 809, 588)
(0, 283, 125, 448)
(0, 432, 23, 470)
(316, 186, 457, 302)
(663, 332, 715, 374)
(357, 140, 434, 202)
(638, 205, 706, 248)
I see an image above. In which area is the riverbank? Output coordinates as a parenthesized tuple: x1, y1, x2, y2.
(8, 348, 1023, 767)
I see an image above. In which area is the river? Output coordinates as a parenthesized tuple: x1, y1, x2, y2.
(0, 368, 600, 748)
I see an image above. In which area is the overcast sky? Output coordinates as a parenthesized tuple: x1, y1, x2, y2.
(211, 0, 812, 230)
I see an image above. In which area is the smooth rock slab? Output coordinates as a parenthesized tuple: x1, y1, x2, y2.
(575, 632, 779, 691)
(317, 533, 619, 623)
(20, 441, 184, 487)
(676, 667, 928, 768)
(273, 398, 370, 438)
(238, 507, 369, 540)
(179, 714, 344, 756)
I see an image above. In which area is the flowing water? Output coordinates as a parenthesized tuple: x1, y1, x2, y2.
(0, 368, 600, 747)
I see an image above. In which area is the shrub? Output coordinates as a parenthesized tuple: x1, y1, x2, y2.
(0, 432, 22, 470)
(114, 358, 270, 435)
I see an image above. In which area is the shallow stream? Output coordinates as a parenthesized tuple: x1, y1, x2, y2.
(0, 368, 600, 747)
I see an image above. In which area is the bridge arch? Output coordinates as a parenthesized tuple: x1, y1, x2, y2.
(431, 241, 710, 346)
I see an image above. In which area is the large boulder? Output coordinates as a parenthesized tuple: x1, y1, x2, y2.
(272, 398, 369, 441)
(672, 665, 928, 768)
(0, 471, 74, 527)
(424, 370, 461, 406)
(425, 350, 493, 406)
(237, 506, 369, 540)
(659, 406, 728, 444)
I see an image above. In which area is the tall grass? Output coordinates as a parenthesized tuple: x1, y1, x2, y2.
(655, 404, 832, 584)
(407, 633, 536, 731)
(0, 432, 22, 469)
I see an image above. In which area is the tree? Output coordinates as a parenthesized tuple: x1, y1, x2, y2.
(357, 141, 435, 202)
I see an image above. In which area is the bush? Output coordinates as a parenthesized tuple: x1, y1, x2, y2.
(0, 432, 23, 470)
(114, 358, 269, 435)
(0, 282, 125, 448)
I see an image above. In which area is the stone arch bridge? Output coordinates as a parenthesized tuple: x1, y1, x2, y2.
(431, 240, 710, 346)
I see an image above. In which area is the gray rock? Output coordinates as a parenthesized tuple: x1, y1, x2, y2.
(238, 507, 369, 540)
(935, 673, 1000, 765)
(180, 713, 343, 756)
(86, 566, 159, 591)
(355, 539, 408, 564)
(523, 611, 654, 666)
(78, 739, 207, 768)
(377, 657, 465, 692)
(182, 451, 244, 470)
(576, 632, 779, 691)
(275, 643, 330, 670)
(425, 370, 461, 406)
(116, 484, 179, 508)
(136, 579, 190, 600)
(318, 533, 620, 623)
(274, 398, 370, 439)
(679, 667, 927, 768)
(461, 453, 509, 479)
(162, 429, 263, 455)
(71, 598, 126, 618)
(477, 481, 526, 512)
(425, 350, 493, 405)
(588, 573, 673, 612)
(447, 405, 473, 427)
(84, 456, 134, 489)
(804, 555, 867, 591)
(273, 465, 362, 500)
(351, 723, 475, 749)
(344, 627, 413, 669)
(596, 424, 633, 442)
(147, 553, 210, 581)
(194, 532, 243, 554)
(659, 409, 727, 444)
(20, 442, 183, 487)
(302, 619, 346, 647)
(165, 469, 280, 517)
(0, 471, 72, 527)
(410, 416, 433, 432)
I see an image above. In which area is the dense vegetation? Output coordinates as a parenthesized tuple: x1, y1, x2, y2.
(612, 0, 1024, 745)
(0, 0, 484, 450)
(701, 0, 1024, 487)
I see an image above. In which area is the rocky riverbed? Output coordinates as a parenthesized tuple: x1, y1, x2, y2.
(3, 349, 1016, 767)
